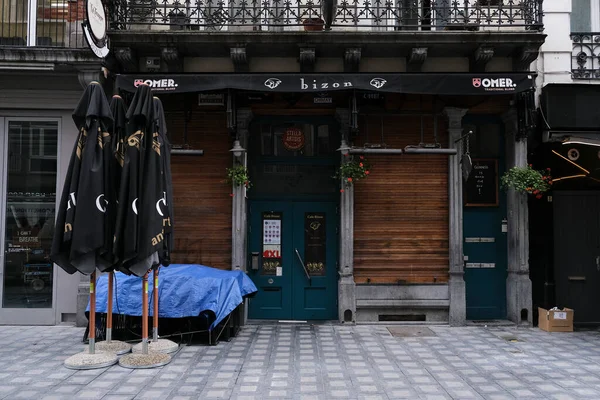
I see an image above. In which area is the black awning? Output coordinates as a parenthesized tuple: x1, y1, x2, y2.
(116, 73, 535, 96)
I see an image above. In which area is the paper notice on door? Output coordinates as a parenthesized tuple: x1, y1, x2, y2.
(263, 219, 281, 245)
(554, 312, 567, 320)
(276, 267, 282, 276)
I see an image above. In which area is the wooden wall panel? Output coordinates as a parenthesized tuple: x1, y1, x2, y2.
(353, 114, 449, 284)
(164, 105, 232, 270)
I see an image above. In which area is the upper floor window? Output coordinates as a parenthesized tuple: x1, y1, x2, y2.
(571, 0, 600, 32)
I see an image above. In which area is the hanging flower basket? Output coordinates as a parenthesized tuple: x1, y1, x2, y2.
(225, 165, 251, 190)
(335, 155, 371, 191)
(501, 165, 552, 199)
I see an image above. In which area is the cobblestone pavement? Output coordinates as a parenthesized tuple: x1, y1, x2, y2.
(1, 323, 600, 399)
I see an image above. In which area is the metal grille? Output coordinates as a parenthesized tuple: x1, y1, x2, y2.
(107, 0, 543, 32)
(572, 33, 600, 79)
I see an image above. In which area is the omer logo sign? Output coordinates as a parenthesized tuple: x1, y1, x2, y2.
(472, 77, 518, 91)
(134, 79, 179, 91)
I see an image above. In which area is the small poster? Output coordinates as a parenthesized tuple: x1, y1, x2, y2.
(304, 213, 326, 276)
(262, 212, 282, 275)
(263, 214, 281, 245)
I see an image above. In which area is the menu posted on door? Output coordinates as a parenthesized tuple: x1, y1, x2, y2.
(465, 159, 498, 207)
(304, 213, 326, 276)
(262, 212, 282, 276)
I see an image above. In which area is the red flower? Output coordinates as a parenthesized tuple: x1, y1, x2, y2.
(359, 156, 364, 160)
(533, 189, 539, 195)
(229, 193, 234, 197)
(340, 189, 345, 193)
(347, 177, 353, 182)
(529, 164, 533, 167)
(536, 194, 542, 199)
(365, 171, 370, 175)
(359, 163, 364, 167)
(547, 168, 551, 171)
(344, 153, 349, 157)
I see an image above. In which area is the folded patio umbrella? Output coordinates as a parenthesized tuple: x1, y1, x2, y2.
(51, 81, 114, 274)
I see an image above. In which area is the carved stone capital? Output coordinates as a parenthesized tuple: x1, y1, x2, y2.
(299, 47, 316, 73)
(161, 47, 182, 72)
(470, 46, 494, 72)
(513, 46, 539, 71)
(114, 47, 137, 72)
(344, 48, 361, 72)
(444, 107, 468, 131)
(407, 47, 427, 72)
(230, 46, 248, 72)
(77, 67, 102, 89)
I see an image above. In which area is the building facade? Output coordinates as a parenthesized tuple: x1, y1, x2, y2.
(530, 0, 600, 326)
(0, 0, 104, 324)
(0, 0, 545, 326)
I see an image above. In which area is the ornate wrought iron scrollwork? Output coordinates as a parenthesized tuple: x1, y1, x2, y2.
(571, 33, 600, 79)
(106, 0, 543, 32)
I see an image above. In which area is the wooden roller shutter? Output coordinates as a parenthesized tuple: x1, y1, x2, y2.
(165, 108, 232, 270)
(353, 114, 449, 284)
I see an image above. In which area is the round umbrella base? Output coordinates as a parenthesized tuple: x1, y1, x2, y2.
(133, 339, 179, 354)
(96, 340, 132, 355)
(64, 350, 118, 370)
(118, 352, 171, 369)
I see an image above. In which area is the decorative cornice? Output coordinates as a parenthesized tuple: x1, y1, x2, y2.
(299, 47, 316, 73)
(513, 46, 539, 71)
(0, 48, 99, 64)
(344, 48, 361, 72)
(230, 46, 248, 72)
(407, 47, 427, 72)
(161, 47, 182, 72)
(114, 47, 138, 72)
(470, 45, 494, 72)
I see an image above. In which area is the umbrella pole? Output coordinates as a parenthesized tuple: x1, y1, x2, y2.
(153, 268, 159, 342)
(89, 271, 96, 354)
(142, 271, 149, 354)
(107, 271, 113, 343)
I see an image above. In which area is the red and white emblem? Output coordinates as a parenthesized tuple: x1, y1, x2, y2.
(134, 79, 144, 87)
(472, 78, 482, 88)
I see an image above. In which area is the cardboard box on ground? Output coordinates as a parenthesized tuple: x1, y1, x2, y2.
(538, 307, 574, 332)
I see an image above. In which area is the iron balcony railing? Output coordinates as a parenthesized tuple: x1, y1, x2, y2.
(572, 33, 600, 79)
(107, 0, 543, 32)
(0, 0, 87, 47)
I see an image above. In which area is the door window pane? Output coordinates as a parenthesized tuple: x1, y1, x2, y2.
(3, 121, 57, 308)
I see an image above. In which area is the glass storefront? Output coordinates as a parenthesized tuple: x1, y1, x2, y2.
(2, 120, 57, 308)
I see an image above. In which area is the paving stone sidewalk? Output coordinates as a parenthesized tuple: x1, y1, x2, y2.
(1, 323, 600, 399)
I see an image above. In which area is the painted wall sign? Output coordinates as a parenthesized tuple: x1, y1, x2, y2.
(464, 158, 499, 207)
(83, 0, 109, 58)
(304, 213, 326, 276)
(282, 128, 305, 151)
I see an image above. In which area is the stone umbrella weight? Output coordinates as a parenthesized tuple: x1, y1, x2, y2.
(50, 81, 118, 370)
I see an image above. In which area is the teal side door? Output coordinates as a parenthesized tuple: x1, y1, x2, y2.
(463, 119, 508, 320)
(248, 201, 338, 320)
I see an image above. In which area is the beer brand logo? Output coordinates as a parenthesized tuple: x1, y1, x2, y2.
(472, 77, 518, 91)
(369, 78, 387, 89)
(264, 78, 282, 89)
(134, 79, 178, 90)
(472, 78, 481, 87)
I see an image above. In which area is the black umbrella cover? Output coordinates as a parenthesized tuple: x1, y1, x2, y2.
(114, 84, 164, 276)
(51, 82, 114, 275)
(153, 96, 174, 266)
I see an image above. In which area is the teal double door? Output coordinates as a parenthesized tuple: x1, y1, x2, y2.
(248, 201, 338, 320)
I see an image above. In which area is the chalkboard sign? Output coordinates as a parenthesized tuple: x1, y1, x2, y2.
(464, 159, 498, 207)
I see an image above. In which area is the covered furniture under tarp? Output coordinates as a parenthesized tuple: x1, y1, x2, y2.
(85, 264, 257, 344)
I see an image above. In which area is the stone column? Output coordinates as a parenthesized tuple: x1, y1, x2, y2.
(444, 107, 468, 326)
(231, 108, 252, 326)
(335, 109, 356, 323)
(503, 108, 533, 325)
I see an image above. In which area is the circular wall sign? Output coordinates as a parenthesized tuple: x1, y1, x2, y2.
(282, 128, 305, 151)
(86, 0, 107, 44)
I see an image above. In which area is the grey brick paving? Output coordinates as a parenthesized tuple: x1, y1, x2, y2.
(4, 324, 600, 399)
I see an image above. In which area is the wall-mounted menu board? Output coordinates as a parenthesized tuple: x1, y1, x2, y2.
(464, 158, 499, 207)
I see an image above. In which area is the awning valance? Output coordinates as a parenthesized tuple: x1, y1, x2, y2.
(116, 73, 535, 96)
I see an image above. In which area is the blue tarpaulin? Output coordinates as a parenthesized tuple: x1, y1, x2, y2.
(88, 264, 257, 330)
